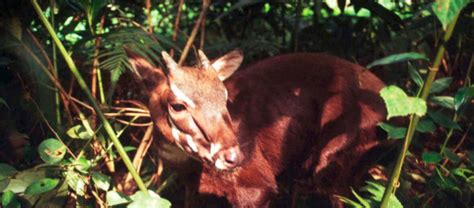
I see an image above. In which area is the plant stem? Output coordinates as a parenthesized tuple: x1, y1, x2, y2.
(380, 14, 460, 208)
(178, 0, 210, 65)
(31, 0, 148, 194)
(50, 0, 61, 129)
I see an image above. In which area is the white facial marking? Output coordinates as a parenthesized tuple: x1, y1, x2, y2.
(210, 143, 222, 157)
(215, 159, 226, 170)
(170, 84, 196, 108)
(186, 134, 198, 153)
(171, 127, 180, 142)
(229, 150, 237, 162)
(224, 89, 228, 100)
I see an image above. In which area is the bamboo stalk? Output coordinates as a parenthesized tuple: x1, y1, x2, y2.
(380, 14, 460, 208)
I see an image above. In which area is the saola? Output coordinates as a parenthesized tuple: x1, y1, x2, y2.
(128, 49, 387, 207)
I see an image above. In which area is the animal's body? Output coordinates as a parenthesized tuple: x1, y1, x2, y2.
(128, 50, 386, 207)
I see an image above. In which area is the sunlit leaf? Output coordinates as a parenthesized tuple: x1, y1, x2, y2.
(107, 191, 131, 206)
(429, 77, 453, 94)
(380, 85, 427, 119)
(422, 151, 443, 164)
(2, 190, 15, 207)
(65, 171, 86, 196)
(128, 190, 171, 208)
(367, 52, 428, 69)
(38, 139, 67, 164)
(66, 125, 93, 140)
(432, 0, 470, 29)
(91, 172, 110, 191)
(24, 178, 59, 195)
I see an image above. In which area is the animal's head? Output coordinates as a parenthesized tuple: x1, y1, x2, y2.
(128, 49, 244, 170)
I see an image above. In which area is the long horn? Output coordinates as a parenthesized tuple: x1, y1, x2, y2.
(161, 51, 178, 72)
(198, 50, 212, 69)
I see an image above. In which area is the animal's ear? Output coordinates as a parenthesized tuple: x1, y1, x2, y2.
(211, 50, 243, 81)
(125, 48, 166, 91)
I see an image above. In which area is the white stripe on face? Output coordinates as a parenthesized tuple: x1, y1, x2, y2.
(209, 143, 222, 157)
(186, 134, 198, 152)
(170, 84, 196, 108)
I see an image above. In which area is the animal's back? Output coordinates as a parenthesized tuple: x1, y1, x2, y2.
(209, 53, 387, 205)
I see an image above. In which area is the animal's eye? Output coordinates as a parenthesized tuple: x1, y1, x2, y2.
(170, 103, 186, 112)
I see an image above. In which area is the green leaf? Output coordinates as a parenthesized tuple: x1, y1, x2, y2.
(38, 139, 67, 164)
(428, 110, 461, 130)
(429, 96, 454, 109)
(0, 164, 18, 180)
(360, 181, 403, 208)
(378, 122, 407, 139)
(91, 172, 110, 191)
(380, 85, 427, 119)
(367, 52, 429, 69)
(432, 0, 470, 30)
(65, 171, 86, 196)
(416, 119, 436, 133)
(408, 64, 424, 87)
(66, 125, 93, 140)
(24, 178, 59, 195)
(422, 151, 443, 164)
(2, 190, 15, 206)
(429, 77, 453, 94)
(70, 156, 92, 174)
(454, 86, 474, 112)
(443, 149, 460, 164)
(128, 190, 171, 208)
(106, 191, 131, 206)
(0, 179, 10, 192)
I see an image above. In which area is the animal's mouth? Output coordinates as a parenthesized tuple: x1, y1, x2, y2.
(167, 116, 243, 170)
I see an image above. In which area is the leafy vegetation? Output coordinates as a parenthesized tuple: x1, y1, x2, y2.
(0, 0, 473, 207)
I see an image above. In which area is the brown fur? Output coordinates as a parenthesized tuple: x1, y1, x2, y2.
(133, 52, 386, 207)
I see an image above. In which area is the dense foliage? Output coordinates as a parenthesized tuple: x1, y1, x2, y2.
(0, 0, 473, 207)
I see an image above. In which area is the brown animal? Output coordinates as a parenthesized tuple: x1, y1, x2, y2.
(127, 50, 387, 207)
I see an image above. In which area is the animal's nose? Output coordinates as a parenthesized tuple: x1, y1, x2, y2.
(215, 146, 243, 170)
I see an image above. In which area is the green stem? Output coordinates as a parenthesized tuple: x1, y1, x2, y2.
(380, 14, 459, 208)
(50, 0, 61, 128)
(440, 54, 473, 154)
(31, 0, 148, 194)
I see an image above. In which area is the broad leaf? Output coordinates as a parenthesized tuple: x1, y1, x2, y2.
(428, 110, 461, 130)
(380, 86, 427, 119)
(38, 139, 67, 164)
(2, 190, 15, 206)
(367, 52, 428, 69)
(65, 171, 86, 196)
(432, 0, 470, 29)
(128, 190, 171, 208)
(91, 172, 110, 191)
(454, 86, 474, 112)
(429, 96, 454, 109)
(408, 64, 424, 87)
(422, 151, 443, 164)
(107, 191, 131, 206)
(416, 119, 436, 133)
(66, 125, 93, 140)
(378, 122, 407, 139)
(429, 77, 453, 94)
(24, 178, 59, 195)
